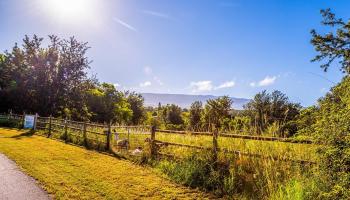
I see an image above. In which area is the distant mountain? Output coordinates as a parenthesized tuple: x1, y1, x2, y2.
(141, 93, 251, 110)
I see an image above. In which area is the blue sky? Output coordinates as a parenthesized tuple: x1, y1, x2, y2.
(1, 0, 349, 106)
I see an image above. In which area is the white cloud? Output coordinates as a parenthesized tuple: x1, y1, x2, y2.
(215, 81, 235, 90)
(144, 66, 152, 75)
(142, 10, 170, 19)
(139, 81, 151, 87)
(250, 76, 277, 87)
(190, 81, 213, 92)
(144, 66, 163, 86)
(113, 17, 137, 32)
(153, 76, 163, 86)
(259, 76, 277, 86)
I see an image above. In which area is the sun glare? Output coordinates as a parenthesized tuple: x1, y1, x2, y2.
(37, 0, 101, 25)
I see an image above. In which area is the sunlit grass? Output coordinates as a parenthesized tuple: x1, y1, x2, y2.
(0, 128, 212, 200)
(155, 132, 317, 162)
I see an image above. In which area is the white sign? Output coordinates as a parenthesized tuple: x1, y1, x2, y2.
(24, 115, 35, 129)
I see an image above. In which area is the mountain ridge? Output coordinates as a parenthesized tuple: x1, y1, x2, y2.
(141, 93, 251, 110)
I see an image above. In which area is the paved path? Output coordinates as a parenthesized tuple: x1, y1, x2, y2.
(0, 154, 50, 200)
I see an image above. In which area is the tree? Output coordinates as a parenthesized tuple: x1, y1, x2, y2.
(86, 83, 132, 124)
(203, 96, 233, 131)
(309, 10, 350, 199)
(245, 90, 271, 134)
(312, 77, 350, 199)
(245, 90, 300, 135)
(126, 92, 145, 125)
(311, 9, 350, 74)
(164, 104, 184, 125)
(0, 35, 93, 120)
(189, 101, 203, 131)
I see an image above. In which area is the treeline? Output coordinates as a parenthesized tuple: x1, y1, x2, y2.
(0, 35, 302, 134)
(148, 92, 301, 137)
(0, 35, 145, 125)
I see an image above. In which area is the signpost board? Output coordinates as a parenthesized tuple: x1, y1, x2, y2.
(24, 115, 35, 129)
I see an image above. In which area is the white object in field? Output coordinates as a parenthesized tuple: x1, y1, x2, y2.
(132, 148, 143, 155)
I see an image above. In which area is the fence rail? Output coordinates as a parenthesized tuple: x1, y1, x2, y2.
(156, 129, 313, 144)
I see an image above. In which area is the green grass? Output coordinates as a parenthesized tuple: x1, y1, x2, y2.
(154, 132, 317, 162)
(0, 128, 212, 200)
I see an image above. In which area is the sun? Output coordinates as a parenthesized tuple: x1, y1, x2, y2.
(37, 0, 100, 25)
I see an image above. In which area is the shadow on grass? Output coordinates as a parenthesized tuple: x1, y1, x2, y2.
(10, 129, 35, 139)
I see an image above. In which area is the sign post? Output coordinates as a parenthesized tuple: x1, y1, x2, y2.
(23, 115, 35, 129)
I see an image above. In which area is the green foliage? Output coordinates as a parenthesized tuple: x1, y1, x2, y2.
(156, 150, 230, 196)
(0, 35, 93, 120)
(311, 9, 350, 74)
(0, 118, 21, 128)
(159, 104, 184, 127)
(226, 116, 251, 134)
(189, 101, 203, 131)
(203, 96, 233, 130)
(126, 92, 146, 125)
(311, 76, 350, 199)
(245, 90, 301, 135)
(87, 83, 133, 124)
(294, 106, 318, 136)
(307, 9, 350, 199)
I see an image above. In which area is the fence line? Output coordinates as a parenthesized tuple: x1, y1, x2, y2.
(156, 129, 313, 144)
(0, 113, 316, 165)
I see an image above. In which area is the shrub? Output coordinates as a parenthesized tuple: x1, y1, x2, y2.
(311, 76, 350, 199)
(0, 118, 21, 128)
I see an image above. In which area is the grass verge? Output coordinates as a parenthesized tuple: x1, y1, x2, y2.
(0, 128, 212, 200)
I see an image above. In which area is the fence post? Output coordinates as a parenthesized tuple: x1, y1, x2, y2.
(106, 123, 111, 151)
(150, 126, 157, 158)
(22, 112, 25, 129)
(127, 127, 130, 150)
(83, 121, 87, 147)
(48, 115, 52, 138)
(33, 113, 38, 131)
(64, 118, 68, 143)
(212, 128, 219, 164)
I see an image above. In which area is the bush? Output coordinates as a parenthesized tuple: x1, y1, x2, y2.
(156, 150, 230, 196)
(310, 76, 350, 199)
(0, 118, 21, 128)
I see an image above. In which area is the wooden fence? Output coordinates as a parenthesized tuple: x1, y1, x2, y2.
(0, 113, 316, 165)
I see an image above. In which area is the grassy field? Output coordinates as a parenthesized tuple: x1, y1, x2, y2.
(0, 128, 212, 200)
(154, 133, 317, 162)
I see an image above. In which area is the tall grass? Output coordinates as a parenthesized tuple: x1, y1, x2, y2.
(155, 149, 315, 199)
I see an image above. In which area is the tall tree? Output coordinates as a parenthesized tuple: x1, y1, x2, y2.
(189, 101, 203, 131)
(245, 90, 300, 134)
(125, 92, 145, 125)
(86, 83, 132, 124)
(310, 9, 350, 198)
(0, 35, 93, 120)
(203, 96, 233, 131)
(311, 8, 350, 74)
(161, 104, 184, 125)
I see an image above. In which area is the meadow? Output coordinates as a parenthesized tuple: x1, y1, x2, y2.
(32, 115, 318, 199)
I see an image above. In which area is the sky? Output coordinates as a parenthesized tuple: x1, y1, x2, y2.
(1, 0, 349, 106)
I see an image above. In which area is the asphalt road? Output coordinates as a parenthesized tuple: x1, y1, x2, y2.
(0, 154, 50, 200)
